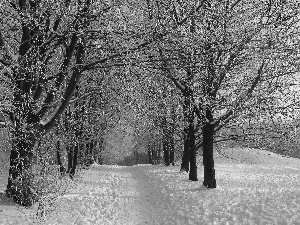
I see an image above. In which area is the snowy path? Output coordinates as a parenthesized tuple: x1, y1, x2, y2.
(2, 148, 300, 224)
(45, 165, 164, 225)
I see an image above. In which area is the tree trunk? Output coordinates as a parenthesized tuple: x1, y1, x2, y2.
(152, 144, 157, 165)
(6, 120, 38, 206)
(147, 145, 153, 164)
(180, 96, 190, 172)
(7, 77, 40, 206)
(180, 86, 197, 180)
(56, 140, 65, 175)
(69, 144, 79, 178)
(202, 108, 216, 188)
(163, 139, 170, 166)
(88, 141, 94, 155)
(158, 141, 163, 164)
(180, 134, 189, 172)
(170, 105, 176, 166)
(169, 137, 175, 166)
(153, 142, 158, 164)
(55, 122, 65, 174)
(66, 146, 73, 174)
(187, 119, 197, 181)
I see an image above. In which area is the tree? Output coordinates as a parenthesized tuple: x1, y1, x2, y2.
(0, 0, 158, 206)
(1, 0, 92, 206)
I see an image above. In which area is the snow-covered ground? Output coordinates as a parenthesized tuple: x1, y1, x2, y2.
(1, 147, 300, 224)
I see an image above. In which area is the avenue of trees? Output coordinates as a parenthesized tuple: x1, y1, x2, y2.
(1, 0, 300, 206)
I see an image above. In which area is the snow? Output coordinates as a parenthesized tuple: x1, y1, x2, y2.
(1, 148, 300, 224)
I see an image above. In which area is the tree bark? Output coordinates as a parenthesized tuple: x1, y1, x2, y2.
(66, 145, 73, 174)
(180, 131, 189, 172)
(187, 116, 197, 181)
(180, 84, 197, 180)
(147, 144, 153, 164)
(69, 144, 79, 177)
(6, 115, 39, 206)
(163, 138, 170, 166)
(170, 105, 176, 166)
(6, 77, 40, 206)
(202, 108, 216, 188)
(169, 136, 175, 166)
(66, 144, 79, 178)
(56, 140, 65, 175)
(154, 141, 161, 165)
(180, 95, 190, 172)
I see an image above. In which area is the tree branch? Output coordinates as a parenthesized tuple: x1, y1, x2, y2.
(246, 60, 265, 97)
(230, 0, 243, 10)
(43, 42, 85, 133)
(177, 0, 208, 26)
(213, 59, 266, 130)
(69, 90, 100, 104)
(82, 39, 155, 71)
(215, 30, 258, 95)
(36, 32, 79, 119)
(82, 0, 209, 72)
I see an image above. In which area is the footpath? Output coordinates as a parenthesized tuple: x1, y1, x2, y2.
(41, 164, 163, 225)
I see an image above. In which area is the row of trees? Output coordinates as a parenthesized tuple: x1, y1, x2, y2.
(1, 0, 300, 206)
(127, 0, 300, 188)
